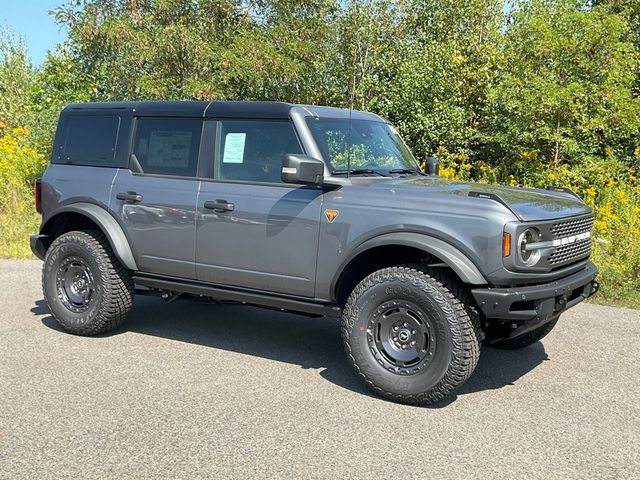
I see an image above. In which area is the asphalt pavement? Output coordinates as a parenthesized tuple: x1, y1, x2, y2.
(0, 259, 638, 479)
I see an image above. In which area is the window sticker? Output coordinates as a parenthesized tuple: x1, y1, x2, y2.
(222, 133, 246, 163)
(147, 131, 192, 168)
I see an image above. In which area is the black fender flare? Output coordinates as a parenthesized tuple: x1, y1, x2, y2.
(39, 203, 138, 271)
(332, 232, 487, 295)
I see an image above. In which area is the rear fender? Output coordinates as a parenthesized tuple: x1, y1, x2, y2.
(38, 203, 138, 271)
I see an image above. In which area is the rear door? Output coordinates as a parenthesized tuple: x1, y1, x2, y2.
(110, 117, 203, 279)
(195, 119, 323, 297)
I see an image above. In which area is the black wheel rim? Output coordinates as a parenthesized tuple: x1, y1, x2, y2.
(56, 256, 95, 313)
(366, 301, 436, 375)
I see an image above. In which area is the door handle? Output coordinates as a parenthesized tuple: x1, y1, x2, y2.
(116, 192, 143, 203)
(204, 199, 235, 213)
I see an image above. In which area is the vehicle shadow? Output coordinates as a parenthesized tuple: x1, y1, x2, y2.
(32, 297, 549, 407)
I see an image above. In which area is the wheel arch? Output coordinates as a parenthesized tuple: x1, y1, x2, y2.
(332, 232, 486, 306)
(36, 203, 138, 271)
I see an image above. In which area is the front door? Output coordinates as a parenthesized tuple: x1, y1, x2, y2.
(195, 119, 323, 297)
(110, 117, 203, 279)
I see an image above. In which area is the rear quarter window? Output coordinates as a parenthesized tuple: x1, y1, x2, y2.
(57, 115, 121, 166)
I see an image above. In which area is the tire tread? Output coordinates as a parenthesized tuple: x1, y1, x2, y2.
(42, 230, 133, 335)
(341, 265, 482, 405)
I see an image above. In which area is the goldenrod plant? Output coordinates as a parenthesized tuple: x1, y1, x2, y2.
(0, 128, 45, 258)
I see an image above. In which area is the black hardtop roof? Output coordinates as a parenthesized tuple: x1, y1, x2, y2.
(63, 100, 384, 121)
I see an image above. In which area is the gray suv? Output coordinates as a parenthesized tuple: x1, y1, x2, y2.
(31, 101, 598, 405)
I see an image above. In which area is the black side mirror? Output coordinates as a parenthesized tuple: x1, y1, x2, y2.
(282, 154, 324, 185)
(426, 156, 439, 176)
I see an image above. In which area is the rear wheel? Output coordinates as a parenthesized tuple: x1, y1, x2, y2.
(42, 230, 133, 335)
(341, 265, 481, 405)
(489, 317, 559, 350)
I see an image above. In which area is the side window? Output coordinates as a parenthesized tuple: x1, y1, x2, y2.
(133, 118, 203, 177)
(59, 115, 120, 166)
(215, 120, 303, 183)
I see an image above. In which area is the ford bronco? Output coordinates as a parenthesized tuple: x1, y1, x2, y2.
(31, 101, 598, 405)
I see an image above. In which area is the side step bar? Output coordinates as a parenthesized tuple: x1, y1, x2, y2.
(132, 273, 342, 317)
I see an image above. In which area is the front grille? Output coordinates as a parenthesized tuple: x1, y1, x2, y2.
(548, 240, 592, 266)
(550, 216, 594, 238)
(548, 214, 594, 267)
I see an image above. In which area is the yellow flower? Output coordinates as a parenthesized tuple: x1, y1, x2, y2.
(0, 126, 46, 188)
(597, 202, 620, 223)
(519, 150, 537, 161)
(439, 166, 457, 179)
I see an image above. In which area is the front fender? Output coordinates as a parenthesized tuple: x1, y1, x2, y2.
(331, 232, 487, 295)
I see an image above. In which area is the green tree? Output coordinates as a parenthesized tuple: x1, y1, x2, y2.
(483, 0, 640, 177)
(53, 0, 343, 103)
(364, 0, 505, 161)
(591, 0, 640, 95)
(0, 29, 37, 130)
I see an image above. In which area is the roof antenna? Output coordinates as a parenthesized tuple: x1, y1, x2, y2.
(347, 78, 354, 180)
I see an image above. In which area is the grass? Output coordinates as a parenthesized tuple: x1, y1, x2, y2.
(587, 286, 640, 310)
(0, 187, 40, 259)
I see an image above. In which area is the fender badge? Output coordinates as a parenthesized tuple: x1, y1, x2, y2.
(325, 209, 339, 222)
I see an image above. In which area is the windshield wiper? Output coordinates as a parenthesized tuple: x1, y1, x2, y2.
(332, 169, 390, 177)
(387, 168, 425, 175)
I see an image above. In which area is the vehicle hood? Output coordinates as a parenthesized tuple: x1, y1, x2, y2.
(381, 176, 592, 222)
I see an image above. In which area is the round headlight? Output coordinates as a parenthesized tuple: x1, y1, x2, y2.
(518, 228, 542, 266)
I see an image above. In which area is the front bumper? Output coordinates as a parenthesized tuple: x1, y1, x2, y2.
(471, 261, 598, 323)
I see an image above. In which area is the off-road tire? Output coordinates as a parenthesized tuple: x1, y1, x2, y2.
(341, 265, 482, 405)
(489, 317, 559, 350)
(42, 230, 133, 335)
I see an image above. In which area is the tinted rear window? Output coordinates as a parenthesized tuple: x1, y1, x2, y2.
(58, 115, 121, 166)
(133, 118, 202, 177)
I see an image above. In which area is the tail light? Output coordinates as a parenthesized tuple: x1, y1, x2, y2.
(34, 178, 42, 213)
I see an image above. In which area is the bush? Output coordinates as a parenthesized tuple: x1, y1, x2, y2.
(576, 165, 640, 309)
(0, 127, 46, 258)
(0, 127, 46, 186)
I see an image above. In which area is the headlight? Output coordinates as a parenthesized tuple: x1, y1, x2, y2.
(518, 227, 541, 266)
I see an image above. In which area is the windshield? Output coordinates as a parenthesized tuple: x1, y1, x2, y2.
(305, 117, 420, 173)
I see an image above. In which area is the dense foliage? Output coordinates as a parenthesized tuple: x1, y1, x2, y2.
(0, 0, 638, 307)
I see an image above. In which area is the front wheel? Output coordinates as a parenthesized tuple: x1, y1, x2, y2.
(341, 266, 481, 405)
(42, 230, 133, 335)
